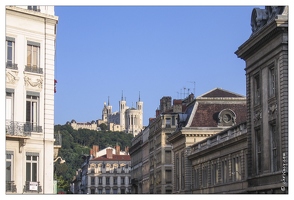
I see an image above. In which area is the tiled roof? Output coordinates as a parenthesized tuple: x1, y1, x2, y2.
(190, 103, 247, 127)
(91, 154, 131, 161)
(199, 88, 245, 98)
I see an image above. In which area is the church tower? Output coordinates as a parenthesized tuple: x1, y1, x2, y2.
(136, 92, 143, 130)
(102, 96, 112, 122)
(119, 91, 126, 131)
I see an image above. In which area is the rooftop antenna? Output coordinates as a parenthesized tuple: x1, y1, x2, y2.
(108, 96, 110, 106)
(139, 91, 141, 101)
(121, 90, 123, 101)
(188, 81, 196, 95)
(183, 87, 186, 98)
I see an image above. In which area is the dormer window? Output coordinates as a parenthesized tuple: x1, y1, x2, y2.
(218, 109, 236, 126)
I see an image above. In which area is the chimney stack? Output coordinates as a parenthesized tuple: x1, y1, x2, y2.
(106, 148, 113, 159)
(116, 145, 120, 155)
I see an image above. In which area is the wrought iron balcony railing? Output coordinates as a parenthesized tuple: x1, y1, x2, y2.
(6, 121, 42, 136)
(23, 181, 42, 193)
(6, 62, 18, 70)
(25, 65, 43, 74)
(6, 181, 17, 193)
(6, 121, 32, 137)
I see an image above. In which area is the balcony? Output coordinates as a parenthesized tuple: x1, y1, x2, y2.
(23, 181, 42, 193)
(25, 65, 43, 74)
(6, 121, 33, 137)
(6, 62, 18, 70)
(6, 181, 17, 193)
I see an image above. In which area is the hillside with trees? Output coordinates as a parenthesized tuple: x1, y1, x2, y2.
(54, 124, 134, 193)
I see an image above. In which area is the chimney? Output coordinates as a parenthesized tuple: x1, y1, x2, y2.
(106, 148, 113, 159)
(116, 145, 120, 155)
(125, 146, 129, 155)
(90, 149, 93, 157)
(156, 109, 160, 117)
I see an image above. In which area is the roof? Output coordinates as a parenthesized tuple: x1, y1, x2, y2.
(198, 88, 245, 98)
(91, 154, 131, 161)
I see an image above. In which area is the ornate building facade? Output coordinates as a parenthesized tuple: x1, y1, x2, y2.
(88, 145, 132, 194)
(235, 6, 288, 193)
(167, 88, 247, 194)
(101, 93, 143, 136)
(5, 6, 58, 194)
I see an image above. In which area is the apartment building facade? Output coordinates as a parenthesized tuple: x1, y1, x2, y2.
(87, 146, 132, 194)
(168, 88, 247, 194)
(188, 122, 248, 193)
(5, 6, 58, 194)
(235, 6, 288, 193)
(148, 94, 195, 194)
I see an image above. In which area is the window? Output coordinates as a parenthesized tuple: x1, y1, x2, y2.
(91, 177, 95, 185)
(176, 155, 179, 190)
(113, 189, 117, 194)
(181, 152, 185, 189)
(211, 163, 218, 185)
(232, 157, 241, 181)
(268, 66, 276, 98)
(98, 189, 102, 194)
(26, 152, 39, 182)
(202, 165, 208, 187)
(256, 129, 262, 174)
(6, 37, 17, 69)
(26, 93, 41, 132)
(6, 151, 14, 192)
(121, 189, 125, 194)
(221, 160, 229, 183)
(165, 150, 171, 164)
(113, 177, 117, 185)
(194, 168, 200, 189)
(106, 177, 110, 185)
(172, 116, 175, 126)
(98, 177, 102, 185)
(254, 74, 261, 105)
(106, 189, 110, 194)
(270, 124, 278, 172)
(6, 90, 14, 122)
(26, 41, 42, 73)
(91, 188, 95, 194)
(27, 6, 40, 12)
(121, 177, 125, 185)
(166, 118, 171, 128)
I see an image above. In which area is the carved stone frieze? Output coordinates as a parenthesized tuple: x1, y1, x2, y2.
(6, 71, 19, 85)
(24, 75, 43, 90)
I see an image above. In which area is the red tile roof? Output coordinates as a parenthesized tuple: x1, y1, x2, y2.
(91, 154, 131, 161)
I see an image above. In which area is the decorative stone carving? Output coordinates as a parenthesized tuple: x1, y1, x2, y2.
(218, 109, 236, 126)
(254, 110, 262, 126)
(6, 71, 19, 85)
(24, 76, 43, 89)
(251, 6, 286, 34)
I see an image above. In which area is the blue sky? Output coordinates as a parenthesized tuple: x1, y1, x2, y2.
(1, 1, 291, 128)
(54, 5, 260, 126)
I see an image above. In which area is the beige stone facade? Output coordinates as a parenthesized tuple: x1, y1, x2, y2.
(5, 6, 58, 194)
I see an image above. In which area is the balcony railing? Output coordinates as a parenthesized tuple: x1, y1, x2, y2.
(6, 62, 18, 70)
(6, 121, 32, 137)
(25, 65, 43, 74)
(6, 181, 17, 193)
(23, 181, 42, 193)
